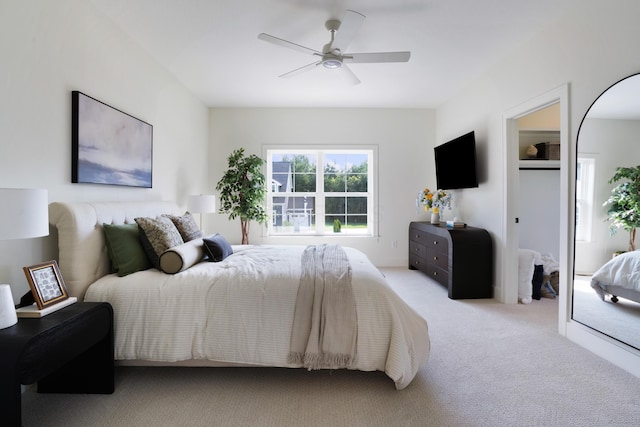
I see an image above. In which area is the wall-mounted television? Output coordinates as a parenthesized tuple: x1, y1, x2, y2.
(434, 131, 479, 190)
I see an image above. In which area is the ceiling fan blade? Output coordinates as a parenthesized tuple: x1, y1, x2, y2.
(339, 64, 361, 85)
(332, 10, 365, 52)
(279, 60, 322, 79)
(344, 51, 411, 63)
(258, 33, 322, 56)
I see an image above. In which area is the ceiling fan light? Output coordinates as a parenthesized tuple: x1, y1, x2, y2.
(322, 58, 342, 69)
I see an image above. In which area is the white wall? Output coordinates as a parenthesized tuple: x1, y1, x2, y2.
(435, 0, 640, 376)
(575, 118, 640, 273)
(518, 169, 560, 261)
(0, 0, 209, 302)
(207, 108, 435, 267)
(437, 0, 640, 293)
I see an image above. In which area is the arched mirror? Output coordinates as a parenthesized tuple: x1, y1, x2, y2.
(573, 73, 640, 350)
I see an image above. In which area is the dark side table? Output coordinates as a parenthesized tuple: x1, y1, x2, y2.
(0, 301, 114, 427)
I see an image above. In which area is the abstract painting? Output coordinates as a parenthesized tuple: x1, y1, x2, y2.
(72, 91, 152, 188)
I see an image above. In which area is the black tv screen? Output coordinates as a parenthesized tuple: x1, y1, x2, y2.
(434, 131, 478, 190)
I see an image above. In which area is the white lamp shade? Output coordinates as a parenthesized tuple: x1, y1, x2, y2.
(0, 284, 18, 329)
(187, 195, 216, 214)
(0, 188, 49, 240)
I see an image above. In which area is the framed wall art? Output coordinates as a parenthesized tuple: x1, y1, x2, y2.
(72, 91, 153, 188)
(23, 260, 69, 310)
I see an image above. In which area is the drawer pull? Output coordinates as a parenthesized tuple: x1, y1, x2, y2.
(433, 240, 438, 245)
(433, 271, 438, 277)
(433, 256, 438, 261)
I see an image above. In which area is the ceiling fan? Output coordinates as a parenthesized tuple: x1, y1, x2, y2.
(257, 10, 410, 85)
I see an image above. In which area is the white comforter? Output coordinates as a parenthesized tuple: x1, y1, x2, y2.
(84, 245, 429, 389)
(591, 251, 640, 300)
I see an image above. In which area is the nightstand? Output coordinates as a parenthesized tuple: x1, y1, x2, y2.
(0, 301, 114, 427)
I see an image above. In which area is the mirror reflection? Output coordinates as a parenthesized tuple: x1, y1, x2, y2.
(573, 73, 640, 350)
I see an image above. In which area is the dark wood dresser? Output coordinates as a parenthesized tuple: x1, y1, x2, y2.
(1, 302, 114, 426)
(409, 221, 493, 299)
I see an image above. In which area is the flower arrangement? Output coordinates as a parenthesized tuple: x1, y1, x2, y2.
(417, 187, 452, 213)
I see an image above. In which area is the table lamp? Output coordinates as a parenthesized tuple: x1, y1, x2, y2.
(0, 188, 49, 329)
(187, 194, 216, 231)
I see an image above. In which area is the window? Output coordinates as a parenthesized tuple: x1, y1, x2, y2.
(266, 148, 375, 236)
(576, 156, 596, 241)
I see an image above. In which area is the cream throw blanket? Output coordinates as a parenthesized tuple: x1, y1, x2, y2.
(288, 244, 358, 369)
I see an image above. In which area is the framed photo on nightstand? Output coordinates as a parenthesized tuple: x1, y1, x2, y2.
(23, 260, 69, 310)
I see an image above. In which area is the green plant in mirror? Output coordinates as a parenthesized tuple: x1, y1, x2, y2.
(604, 165, 640, 251)
(215, 148, 268, 244)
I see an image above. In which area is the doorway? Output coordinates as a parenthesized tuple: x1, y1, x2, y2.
(502, 84, 571, 335)
(517, 104, 561, 262)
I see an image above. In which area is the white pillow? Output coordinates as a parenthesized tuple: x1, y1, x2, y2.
(159, 238, 206, 274)
(518, 249, 537, 304)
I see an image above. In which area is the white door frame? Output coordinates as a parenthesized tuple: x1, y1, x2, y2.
(502, 84, 571, 334)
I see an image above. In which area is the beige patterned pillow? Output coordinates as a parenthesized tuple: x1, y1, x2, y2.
(135, 216, 184, 269)
(163, 212, 202, 241)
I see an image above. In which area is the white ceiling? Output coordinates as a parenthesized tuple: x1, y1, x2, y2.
(89, 0, 580, 108)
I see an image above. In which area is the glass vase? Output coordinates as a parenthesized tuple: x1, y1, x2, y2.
(430, 210, 440, 224)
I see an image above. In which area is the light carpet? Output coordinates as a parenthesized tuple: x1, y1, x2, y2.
(21, 268, 640, 427)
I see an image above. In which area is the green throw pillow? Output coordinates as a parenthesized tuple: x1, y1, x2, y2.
(103, 223, 152, 276)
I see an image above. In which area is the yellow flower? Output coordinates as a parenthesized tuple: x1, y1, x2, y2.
(418, 186, 452, 212)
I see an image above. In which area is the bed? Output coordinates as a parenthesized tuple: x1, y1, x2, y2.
(48, 201, 429, 390)
(591, 251, 640, 304)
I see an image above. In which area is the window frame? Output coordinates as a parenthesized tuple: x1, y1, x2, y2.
(576, 155, 596, 242)
(264, 145, 378, 237)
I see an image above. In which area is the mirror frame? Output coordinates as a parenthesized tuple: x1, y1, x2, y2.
(572, 72, 640, 350)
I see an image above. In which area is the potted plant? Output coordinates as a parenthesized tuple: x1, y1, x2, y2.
(333, 219, 342, 233)
(215, 148, 268, 244)
(604, 165, 640, 251)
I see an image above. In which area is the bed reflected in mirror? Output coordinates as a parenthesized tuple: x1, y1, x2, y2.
(573, 73, 640, 350)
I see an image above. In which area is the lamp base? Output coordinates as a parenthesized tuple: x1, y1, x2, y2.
(0, 284, 18, 329)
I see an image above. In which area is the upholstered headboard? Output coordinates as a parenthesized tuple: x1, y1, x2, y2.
(49, 201, 181, 300)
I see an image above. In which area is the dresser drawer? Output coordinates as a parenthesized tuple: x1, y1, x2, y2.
(410, 228, 427, 243)
(409, 254, 425, 270)
(427, 234, 448, 252)
(426, 264, 448, 287)
(427, 248, 448, 270)
(409, 240, 426, 259)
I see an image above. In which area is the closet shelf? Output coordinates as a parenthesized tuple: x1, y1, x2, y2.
(519, 160, 560, 170)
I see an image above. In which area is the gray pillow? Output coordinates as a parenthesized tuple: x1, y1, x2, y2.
(163, 212, 202, 242)
(135, 216, 184, 269)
